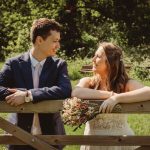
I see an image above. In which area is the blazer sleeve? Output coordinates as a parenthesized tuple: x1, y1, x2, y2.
(0, 60, 14, 100)
(30, 61, 72, 103)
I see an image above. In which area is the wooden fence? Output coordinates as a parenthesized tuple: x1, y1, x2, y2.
(80, 65, 150, 74)
(0, 100, 150, 150)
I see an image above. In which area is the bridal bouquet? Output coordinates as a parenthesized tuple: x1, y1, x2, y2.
(61, 97, 100, 131)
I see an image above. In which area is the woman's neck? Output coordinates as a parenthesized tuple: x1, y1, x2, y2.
(99, 73, 109, 90)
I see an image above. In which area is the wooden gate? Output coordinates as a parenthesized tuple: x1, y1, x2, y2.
(0, 100, 150, 150)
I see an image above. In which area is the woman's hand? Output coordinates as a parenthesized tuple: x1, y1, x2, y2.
(99, 95, 119, 113)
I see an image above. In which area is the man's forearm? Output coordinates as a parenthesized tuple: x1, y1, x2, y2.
(30, 85, 71, 103)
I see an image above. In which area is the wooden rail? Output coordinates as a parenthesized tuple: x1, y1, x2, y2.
(0, 100, 150, 150)
(0, 100, 150, 113)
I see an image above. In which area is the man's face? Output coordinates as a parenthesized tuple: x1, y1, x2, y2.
(39, 30, 60, 57)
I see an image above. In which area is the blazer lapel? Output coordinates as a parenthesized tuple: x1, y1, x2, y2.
(39, 57, 54, 87)
(19, 52, 33, 89)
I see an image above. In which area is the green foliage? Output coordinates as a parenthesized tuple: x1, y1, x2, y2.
(0, 62, 4, 69)
(15, 27, 31, 53)
(0, 0, 63, 59)
(128, 58, 150, 81)
(127, 44, 150, 62)
(81, 32, 98, 57)
(133, 66, 150, 81)
(0, 0, 149, 61)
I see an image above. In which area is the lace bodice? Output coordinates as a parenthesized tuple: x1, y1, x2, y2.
(82, 114, 136, 150)
(84, 114, 134, 136)
(88, 114, 128, 129)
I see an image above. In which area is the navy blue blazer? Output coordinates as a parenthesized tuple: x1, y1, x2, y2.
(0, 52, 72, 149)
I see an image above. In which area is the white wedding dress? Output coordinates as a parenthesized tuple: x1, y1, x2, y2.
(80, 114, 136, 150)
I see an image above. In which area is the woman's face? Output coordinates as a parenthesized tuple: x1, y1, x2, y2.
(92, 46, 108, 73)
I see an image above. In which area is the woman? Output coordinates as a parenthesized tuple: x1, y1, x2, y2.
(72, 42, 150, 150)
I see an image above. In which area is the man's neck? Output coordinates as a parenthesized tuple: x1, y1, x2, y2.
(30, 47, 46, 62)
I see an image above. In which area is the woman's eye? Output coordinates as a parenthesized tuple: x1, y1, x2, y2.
(94, 54, 101, 58)
(97, 55, 101, 58)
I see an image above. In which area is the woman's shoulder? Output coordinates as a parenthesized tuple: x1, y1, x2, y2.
(79, 77, 91, 82)
(125, 79, 144, 91)
(76, 77, 91, 88)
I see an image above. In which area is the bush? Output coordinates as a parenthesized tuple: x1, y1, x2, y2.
(133, 66, 150, 81)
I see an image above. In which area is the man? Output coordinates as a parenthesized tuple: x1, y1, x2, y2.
(0, 18, 72, 150)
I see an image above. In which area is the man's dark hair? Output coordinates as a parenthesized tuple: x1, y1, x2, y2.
(30, 18, 62, 43)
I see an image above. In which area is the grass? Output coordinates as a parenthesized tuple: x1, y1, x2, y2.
(64, 125, 85, 150)
(0, 59, 150, 150)
(128, 114, 150, 135)
(1, 113, 150, 150)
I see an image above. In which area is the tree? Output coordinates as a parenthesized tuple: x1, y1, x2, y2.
(0, 0, 149, 60)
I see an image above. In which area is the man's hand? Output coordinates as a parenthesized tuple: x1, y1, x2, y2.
(99, 95, 119, 113)
(5, 89, 26, 106)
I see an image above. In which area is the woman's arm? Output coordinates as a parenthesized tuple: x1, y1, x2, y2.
(72, 77, 112, 100)
(114, 80, 149, 103)
(99, 80, 150, 113)
(114, 86, 150, 103)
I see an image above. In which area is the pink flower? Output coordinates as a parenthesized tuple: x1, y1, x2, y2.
(61, 97, 101, 131)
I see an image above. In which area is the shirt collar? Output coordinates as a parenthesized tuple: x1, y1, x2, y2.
(29, 53, 46, 68)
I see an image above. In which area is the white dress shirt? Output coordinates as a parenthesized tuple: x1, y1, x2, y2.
(28, 53, 46, 101)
